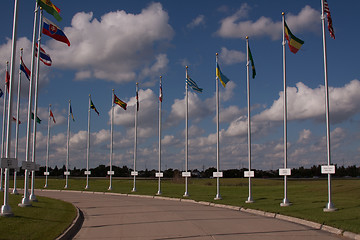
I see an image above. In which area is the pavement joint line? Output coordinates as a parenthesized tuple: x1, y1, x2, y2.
(29, 188, 360, 240)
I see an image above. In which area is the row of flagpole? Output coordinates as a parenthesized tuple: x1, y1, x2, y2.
(1, 0, 337, 216)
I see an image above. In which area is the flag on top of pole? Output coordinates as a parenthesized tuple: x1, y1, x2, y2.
(186, 76, 203, 93)
(323, 0, 335, 39)
(284, 20, 304, 54)
(248, 43, 256, 79)
(216, 63, 230, 87)
(50, 110, 56, 123)
(136, 83, 139, 111)
(20, 57, 31, 81)
(159, 80, 163, 102)
(42, 17, 70, 46)
(5, 64, 10, 93)
(70, 104, 75, 121)
(35, 44, 52, 66)
(36, 0, 62, 22)
(90, 99, 100, 116)
(114, 94, 127, 110)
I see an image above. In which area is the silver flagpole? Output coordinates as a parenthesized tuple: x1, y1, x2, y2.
(215, 53, 221, 200)
(246, 37, 254, 203)
(157, 76, 162, 195)
(44, 104, 51, 188)
(29, 8, 43, 202)
(1, 0, 20, 216)
(321, 0, 336, 212)
(184, 67, 189, 197)
(65, 100, 71, 189)
(0, 62, 8, 193)
(108, 90, 114, 190)
(132, 83, 138, 192)
(281, 12, 290, 207)
(13, 49, 23, 195)
(20, 1, 39, 207)
(85, 94, 91, 189)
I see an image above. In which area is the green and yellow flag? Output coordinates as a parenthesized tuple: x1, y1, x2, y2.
(114, 94, 127, 110)
(248, 44, 256, 79)
(284, 20, 304, 54)
(216, 63, 230, 87)
(37, 0, 62, 22)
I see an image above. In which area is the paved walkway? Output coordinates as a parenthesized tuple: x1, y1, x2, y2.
(36, 190, 344, 240)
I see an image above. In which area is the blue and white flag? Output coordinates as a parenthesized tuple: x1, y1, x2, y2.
(20, 57, 31, 80)
(186, 76, 203, 93)
(36, 44, 52, 66)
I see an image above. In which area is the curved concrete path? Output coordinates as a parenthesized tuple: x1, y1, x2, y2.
(36, 190, 344, 240)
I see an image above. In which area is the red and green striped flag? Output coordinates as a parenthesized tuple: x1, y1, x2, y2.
(284, 20, 304, 54)
(114, 94, 127, 110)
(37, 0, 62, 22)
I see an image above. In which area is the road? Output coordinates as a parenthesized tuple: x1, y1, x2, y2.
(36, 190, 344, 240)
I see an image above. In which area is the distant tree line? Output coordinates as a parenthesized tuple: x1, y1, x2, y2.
(12, 164, 360, 178)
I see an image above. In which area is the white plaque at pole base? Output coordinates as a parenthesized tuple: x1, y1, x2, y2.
(244, 171, 255, 178)
(131, 171, 138, 176)
(64, 171, 71, 176)
(1, 158, 18, 169)
(321, 165, 335, 174)
(182, 172, 191, 177)
(155, 172, 163, 177)
(107, 171, 114, 175)
(279, 168, 291, 176)
(22, 161, 36, 171)
(44, 172, 50, 176)
(84, 171, 91, 175)
(213, 172, 223, 178)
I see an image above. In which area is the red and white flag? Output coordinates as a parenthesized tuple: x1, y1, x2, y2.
(324, 0, 335, 39)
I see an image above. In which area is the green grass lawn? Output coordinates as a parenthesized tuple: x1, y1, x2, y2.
(2, 177, 359, 238)
(0, 191, 77, 240)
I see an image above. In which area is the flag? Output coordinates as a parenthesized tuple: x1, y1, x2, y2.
(50, 110, 56, 123)
(248, 44, 256, 79)
(186, 76, 203, 93)
(136, 88, 139, 111)
(20, 57, 31, 81)
(12, 117, 21, 124)
(36, 43, 52, 66)
(159, 81, 163, 102)
(284, 20, 304, 54)
(37, 0, 62, 22)
(70, 105, 75, 121)
(90, 99, 99, 115)
(216, 63, 230, 87)
(42, 17, 70, 46)
(0, 89, 3, 98)
(324, 0, 335, 39)
(5, 67, 10, 93)
(31, 112, 41, 124)
(114, 94, 127, 110)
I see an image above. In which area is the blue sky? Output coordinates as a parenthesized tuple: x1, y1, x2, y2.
(0, 0, 359, 172)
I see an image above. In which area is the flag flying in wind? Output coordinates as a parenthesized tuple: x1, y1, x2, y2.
(70, 104, 75, 121)
(114, 94, 127, 110)
(159, 81, 163, 102)
(186, 76, 203, 93)
(324, 0, 335, 39)
(90, 99, 100, 115)
(50, 110, 56, 123)
(37, 0, 62, 22)
(284, 20, 304, 54)
(42, 17, 70, 46)
(12, 117, 21, 124)
(20, 57, 31, 80)
(136, 87, 139, 111)
(248, 44, 256, 79)
(36, 44, 52, 66)
(216, 63, 230, 87)
(31, 112, 41, 124)
(5, 69, 9, 93)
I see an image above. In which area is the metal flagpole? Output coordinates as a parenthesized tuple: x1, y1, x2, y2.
(29, 8, 43, 202)
(321, 0, 336, 212)
(13, 49, 23, 195)
(44, 104, 51, 188)
(157, 76, 162, 195)
(0, 62, 9, 193)
(184, 67, 189, 197)
(246, 37, 254, 203)
(65, 100, 71, 189)
(20, 1, 39, 208)
(132, 83, 138, 192)
(280, 12, 291, 207)
(108, 90, 114, 190)
(85, 94, 91, 189)
(1, 0, 20, 216)
(215, 53, 221, 200)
